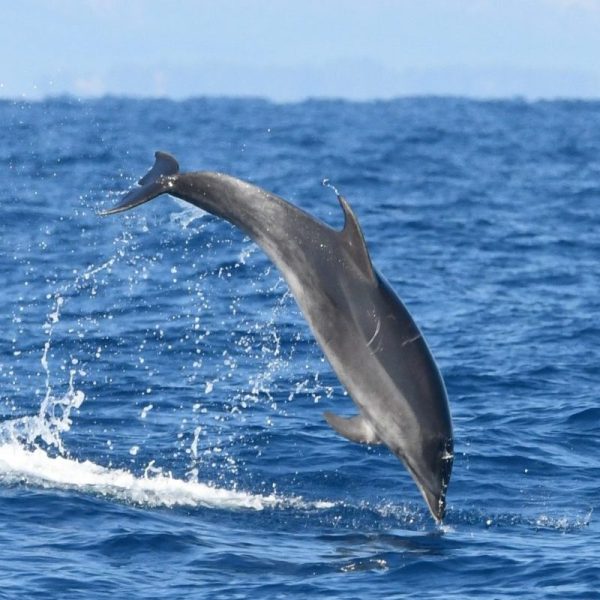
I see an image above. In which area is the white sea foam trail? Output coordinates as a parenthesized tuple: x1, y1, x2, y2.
(0, 376, 333, 512)
(0, 375, 331, 512)
(0, 442, 335, 511)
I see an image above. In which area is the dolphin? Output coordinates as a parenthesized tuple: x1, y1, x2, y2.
(100, 151, 454, 522)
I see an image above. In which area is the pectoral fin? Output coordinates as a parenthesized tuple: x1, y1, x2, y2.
(323, 411, 382, 445)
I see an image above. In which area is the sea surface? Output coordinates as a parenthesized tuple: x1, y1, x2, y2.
(0, 97, 598, 599)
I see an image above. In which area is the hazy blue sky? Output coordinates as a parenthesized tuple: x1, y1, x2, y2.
(3, 0, 600, 100)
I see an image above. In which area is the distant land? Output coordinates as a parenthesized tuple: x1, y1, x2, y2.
(3, 60, 600, 101)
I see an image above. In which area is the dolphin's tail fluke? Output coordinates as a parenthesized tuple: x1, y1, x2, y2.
(99, 151, 179, 216)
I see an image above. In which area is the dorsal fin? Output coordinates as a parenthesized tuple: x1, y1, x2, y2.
(139, 151, 180, 185)
(337, 194, 375, 281)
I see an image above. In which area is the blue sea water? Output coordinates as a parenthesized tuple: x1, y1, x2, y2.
(0, 96, 598, 599)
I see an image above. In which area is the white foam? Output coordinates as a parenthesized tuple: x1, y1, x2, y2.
(0, 442, 297, 510)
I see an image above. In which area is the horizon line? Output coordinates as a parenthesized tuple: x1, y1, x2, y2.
(2, 92, 600, 105)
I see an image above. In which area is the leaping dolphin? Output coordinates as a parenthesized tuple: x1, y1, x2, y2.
(100, 152, 454, 522)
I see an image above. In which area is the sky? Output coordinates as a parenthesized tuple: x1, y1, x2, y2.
(2, 0, 600, 101)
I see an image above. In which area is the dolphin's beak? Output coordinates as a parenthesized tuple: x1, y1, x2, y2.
(421, 485, 446, 524)
(405, 446, 452, 524)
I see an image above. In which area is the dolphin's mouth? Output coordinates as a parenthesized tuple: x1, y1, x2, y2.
(420, 481, 447, 523)
(412, 475, 447, 523)
(404, 437, 454, 523)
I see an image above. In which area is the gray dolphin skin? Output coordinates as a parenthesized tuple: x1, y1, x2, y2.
(100, 151, 454, 522)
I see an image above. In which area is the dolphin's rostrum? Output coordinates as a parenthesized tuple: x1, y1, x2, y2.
(101, 152, 454, 522)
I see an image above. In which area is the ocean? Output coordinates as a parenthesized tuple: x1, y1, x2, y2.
(0, 97, 598, 598)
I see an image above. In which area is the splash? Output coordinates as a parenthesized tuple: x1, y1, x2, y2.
(322, 178, 342, 198)
(1, 293, 84, 453)
(447, 506, 593, 533)
(0, 235, 335, 513)
(0, 443, 322, 510)
(169, 198, 207, 228)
